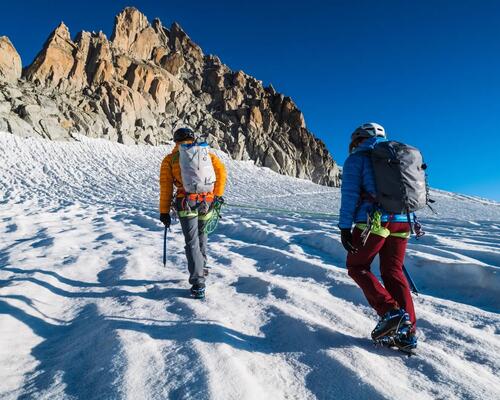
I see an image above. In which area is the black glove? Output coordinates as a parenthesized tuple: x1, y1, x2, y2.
(214, 196, 224, 205)
(340, 228, 358, 254)
(160, 213, 171, 228)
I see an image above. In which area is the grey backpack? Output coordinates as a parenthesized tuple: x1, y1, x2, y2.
(369, 141, 429, 214)
(179, 141, 216, 194)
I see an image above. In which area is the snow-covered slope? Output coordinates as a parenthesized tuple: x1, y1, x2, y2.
(0, 133, 499, 399)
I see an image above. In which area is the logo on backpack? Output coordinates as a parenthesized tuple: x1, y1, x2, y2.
(179, 141, 216, 194)
(369, 141, 430, 214)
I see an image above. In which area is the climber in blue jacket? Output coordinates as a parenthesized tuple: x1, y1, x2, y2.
(339, 122, 417, 351)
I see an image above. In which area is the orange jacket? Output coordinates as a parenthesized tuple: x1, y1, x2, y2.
(159, 143, 227, 213)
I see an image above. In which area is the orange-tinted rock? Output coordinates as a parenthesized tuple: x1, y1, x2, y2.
(23, 23, 75, 89)
(160, 52, 185, 75)
(0, 36, 22, 83)
(111, 7, 149, 54)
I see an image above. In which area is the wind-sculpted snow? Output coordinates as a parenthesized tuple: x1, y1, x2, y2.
(0, 132, 499, 399)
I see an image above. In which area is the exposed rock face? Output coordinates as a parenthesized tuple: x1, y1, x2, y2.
(0, 7, 340, 186)
(24, 23, 75, 89)
(0, 37, 22, 83)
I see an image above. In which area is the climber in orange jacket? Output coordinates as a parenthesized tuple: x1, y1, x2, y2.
(159, 127, 227, 297)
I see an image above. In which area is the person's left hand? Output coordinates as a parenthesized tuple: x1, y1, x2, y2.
(214, 196, 224, 205)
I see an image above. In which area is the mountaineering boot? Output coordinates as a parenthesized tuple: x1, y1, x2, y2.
(371, 308, 411, 340)
(204, 267, 209, 277)
(190, 284, 206, 299)
(393, 325, 417, 352)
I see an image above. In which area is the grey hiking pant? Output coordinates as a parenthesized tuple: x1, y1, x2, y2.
(176, 198, 210, 286)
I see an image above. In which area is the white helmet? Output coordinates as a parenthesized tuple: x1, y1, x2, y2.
(351, 122, 386, 141)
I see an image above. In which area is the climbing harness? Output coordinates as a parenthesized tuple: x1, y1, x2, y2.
(357, 210, 411, 246)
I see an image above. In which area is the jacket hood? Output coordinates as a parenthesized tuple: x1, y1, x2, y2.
(352, 136, 388, 153)
(171, 140, 194, 153)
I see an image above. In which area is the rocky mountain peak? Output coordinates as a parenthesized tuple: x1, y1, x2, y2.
(0, 7, 340, 186)
(112, 7, 155, 56)
(22, 22, 76, 88)
(0, 36, 22, 83)
(54, 22, 71, 41)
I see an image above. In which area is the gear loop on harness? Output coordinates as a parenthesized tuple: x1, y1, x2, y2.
(413, 214, 425, 238)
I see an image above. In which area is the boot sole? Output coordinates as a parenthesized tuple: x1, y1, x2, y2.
(190, 289, 206, 299)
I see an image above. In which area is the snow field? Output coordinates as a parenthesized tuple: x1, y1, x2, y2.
(0, 132, 499, 399)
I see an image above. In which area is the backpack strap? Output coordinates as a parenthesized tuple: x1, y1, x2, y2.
(170, 152, 182, 188)
(352, 152, 378, 218)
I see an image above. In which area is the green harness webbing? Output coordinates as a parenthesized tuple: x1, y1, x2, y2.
(356, 211, 410, 239)
(178, 209, 214, 220)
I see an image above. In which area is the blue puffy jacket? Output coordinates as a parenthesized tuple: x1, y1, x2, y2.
(338, 136, 413, 229)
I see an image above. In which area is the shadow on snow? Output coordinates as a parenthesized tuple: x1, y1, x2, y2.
(0, 297, 389, 400)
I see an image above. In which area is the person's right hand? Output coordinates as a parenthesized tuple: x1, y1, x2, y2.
(214, 196, 224, 205)
(340, 228, 358, 254)
(160, 213, 171, 228)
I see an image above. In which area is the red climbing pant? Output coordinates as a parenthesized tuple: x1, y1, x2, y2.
(346, 222, 416, 330)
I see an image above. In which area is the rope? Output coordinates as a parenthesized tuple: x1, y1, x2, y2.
(196, 200, 339, 235)
(223, 202, 339, 218)
(204, 201, 223, 234)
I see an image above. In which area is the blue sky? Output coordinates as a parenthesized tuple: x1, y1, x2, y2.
(2, 1, 500, 200)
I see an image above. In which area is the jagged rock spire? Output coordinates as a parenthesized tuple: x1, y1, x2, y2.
(23, 22, 76, 89)
(0, 36, 22, 83)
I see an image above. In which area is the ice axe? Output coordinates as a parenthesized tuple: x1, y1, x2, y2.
(163, 225, 168, 267)
(402, 264, 419, 295)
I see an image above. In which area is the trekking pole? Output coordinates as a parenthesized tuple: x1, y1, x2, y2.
(163, 226, 168, 267)
(402, 264, 419, 295)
